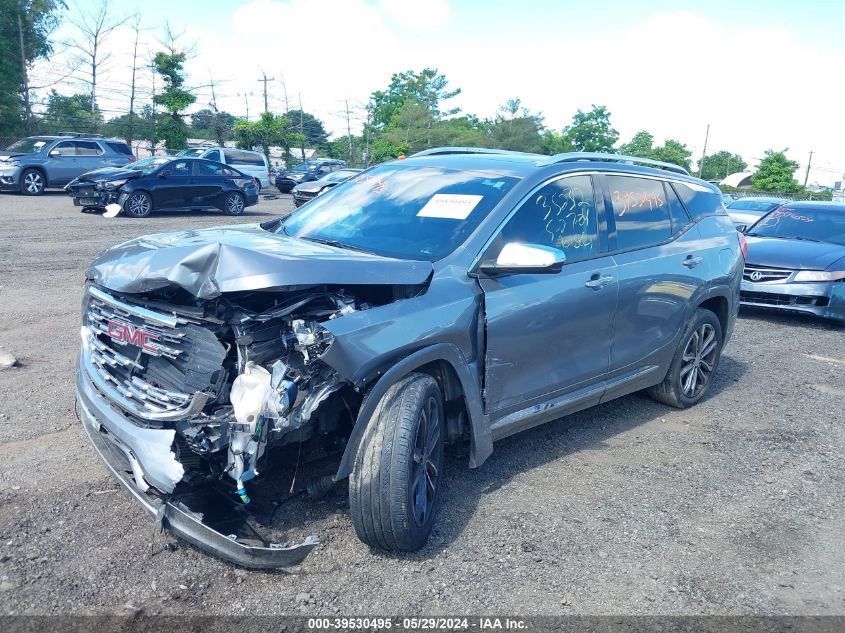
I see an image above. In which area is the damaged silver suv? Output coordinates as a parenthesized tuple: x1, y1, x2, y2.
(77, 148, 744, 568)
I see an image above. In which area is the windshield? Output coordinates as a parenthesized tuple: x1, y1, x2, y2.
(5, 137, 51, 154)
(321, 170, 359, 183)
(748, 207, 845, 245)
(177, 148, 205, 157)
(728, 199, 783, 212)
(279, 164, 521, 261)
(127, 156, 171, 174)
(291, 162, 319, 173)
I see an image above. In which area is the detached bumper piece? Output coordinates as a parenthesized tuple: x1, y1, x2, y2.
(77, 377, 319, 569)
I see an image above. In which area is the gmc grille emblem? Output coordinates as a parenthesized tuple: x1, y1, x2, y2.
(107, 320, 159, 353)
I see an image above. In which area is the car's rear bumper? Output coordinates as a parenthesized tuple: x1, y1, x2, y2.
(75, 351, 319, 568)
(740, 279, 845, 321)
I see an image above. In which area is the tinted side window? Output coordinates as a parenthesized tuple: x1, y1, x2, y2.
(169, 160, 192, 176)
(106, 141, 133, 156)
(225, 150, 263, 166)
(665, 182, 691, 234)
(74, 141, 103, 156)
(204, 149, 221, 162)
(198, 161, 223, 176)
(222, 166, 241, 177)
(674, 182, 724, 220)
(52, 141, 75, 156)
(498, 175, 599, 263)
(607, 175, 671, 251)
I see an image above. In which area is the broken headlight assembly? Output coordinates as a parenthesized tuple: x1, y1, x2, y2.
(95, 179, 127, 191)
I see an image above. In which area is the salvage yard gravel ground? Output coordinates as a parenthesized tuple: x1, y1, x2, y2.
(0, 192, 843, 615)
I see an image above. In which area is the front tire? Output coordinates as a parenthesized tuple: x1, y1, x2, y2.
(223, 191, 245, 215)
(20, 169, 45, 195)
(123, 191, 152, 218)
(648, 308, 723, 408)
(349, 373, 445, 552)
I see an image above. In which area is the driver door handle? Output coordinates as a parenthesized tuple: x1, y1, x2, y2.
(683, 255, 703, 268)
(585, 274, 614, 289)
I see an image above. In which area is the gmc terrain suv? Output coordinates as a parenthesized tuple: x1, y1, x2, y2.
(0, 134, 134, 195)
(76, 148, 743, 568)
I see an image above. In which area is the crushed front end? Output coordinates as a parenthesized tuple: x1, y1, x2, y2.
(75, 283, 372, 568)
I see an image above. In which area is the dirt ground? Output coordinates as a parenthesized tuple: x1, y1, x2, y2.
(0, 191, 843, 616)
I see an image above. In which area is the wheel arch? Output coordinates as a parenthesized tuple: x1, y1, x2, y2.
(21, 165, 48, 187)
(334, 343, 492, 481)
(697, 293, 730, 336)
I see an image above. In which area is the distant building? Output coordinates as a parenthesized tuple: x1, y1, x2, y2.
(721, 172, 755, 188)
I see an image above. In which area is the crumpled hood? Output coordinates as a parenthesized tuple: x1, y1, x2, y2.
(0, 153, 25, 161)
(87, 223, 433, 299)
(74, 166, 141, 182)
(746, 236, 845, 270)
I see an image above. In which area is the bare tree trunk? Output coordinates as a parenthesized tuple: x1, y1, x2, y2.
(16, 10, 32, 135)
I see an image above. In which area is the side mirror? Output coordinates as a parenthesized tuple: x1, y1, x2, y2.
(48, 149, 61, 157)
(157, 170, 169, 178)
(479, 242, 566, 275)
(735, 224, 747, 233)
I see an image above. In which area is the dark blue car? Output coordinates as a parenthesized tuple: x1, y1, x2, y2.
(741, 201, 845, 323)
(76, 148, 743, 567)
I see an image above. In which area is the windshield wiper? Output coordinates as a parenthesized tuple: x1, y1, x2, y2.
(297, 235, 376, 255)
(791, 236, 825, 243)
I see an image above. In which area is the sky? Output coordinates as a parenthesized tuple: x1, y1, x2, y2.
(33, 0, 845, 186)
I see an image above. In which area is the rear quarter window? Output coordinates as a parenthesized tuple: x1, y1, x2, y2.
(673, 182, 724, 220)
(106, 141, 133, 156)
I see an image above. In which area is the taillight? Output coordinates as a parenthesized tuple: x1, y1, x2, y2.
(737, 231, 748, 259)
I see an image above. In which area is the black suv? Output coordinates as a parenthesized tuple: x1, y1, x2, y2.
(275, 158, 348, 192)
(76, 148, 743, 568)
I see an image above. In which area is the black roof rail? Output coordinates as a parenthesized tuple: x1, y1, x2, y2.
(410, 146, 539, 158)
(537, 151, 690, 176)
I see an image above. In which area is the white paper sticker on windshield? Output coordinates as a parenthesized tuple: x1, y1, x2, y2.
(417, 194, 483, 220)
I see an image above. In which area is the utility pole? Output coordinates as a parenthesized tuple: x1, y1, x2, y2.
(127, 15, 141, 146)
(257, 71, 274, 114)
(149, 62, 157, 154)
(243, 93, 249, 120)
(804, 150, 814, 187)
(280, 75, 290, 113)
(345, 99, 353, 165)
(697, 123, 710, 178)
(298, 93, 306, 162)
(725, 155, 731, 179)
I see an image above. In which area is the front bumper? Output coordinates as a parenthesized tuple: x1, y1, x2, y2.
(75, 352, 319, 568)
(0, 166, 22, 190)
(740, 279, 845, 321)
(66, 187, 120, 208)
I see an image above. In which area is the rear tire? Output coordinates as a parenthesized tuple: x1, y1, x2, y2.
(123, 191, 152, 218)
(223, 191, 245, 215)
(648, 308, 723, 408)
(349, 373, 445, 552)
(20, 169, 45, 195)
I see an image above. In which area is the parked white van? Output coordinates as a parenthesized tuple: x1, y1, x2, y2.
(177, 146, 271, 189)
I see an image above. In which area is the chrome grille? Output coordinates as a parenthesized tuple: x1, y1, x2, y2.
(82, 287, 227, 421)
(743, 264, 793, 283)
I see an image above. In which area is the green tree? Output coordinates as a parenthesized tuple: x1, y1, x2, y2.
(652, 139, 693, 171)
(40, 90, 101, 133)
(233, 111, 302, 160)
(152, 39, 195, 150)
(698, 150, 748, 181)
(561, 105, 619, 152)
(0, 0, 64, 136)
(370, 68, 460, 130)
(542, 130, 574, 154)
(190, 108, 236, 143)
(751, 150, 801, 193)
(286, 109, 329, 147)
(486, 98, 545, 153)
(383, 97, 435, 154)
(618, 131, 655, 158)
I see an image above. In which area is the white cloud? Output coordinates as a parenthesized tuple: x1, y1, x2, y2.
(31, 3, 845, 185)
(379, 0, 450, 30)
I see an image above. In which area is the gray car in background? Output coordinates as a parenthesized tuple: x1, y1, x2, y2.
(76, 148, 743, 568)
(0, 135, 134, 195)
(725, 196, 788, 229)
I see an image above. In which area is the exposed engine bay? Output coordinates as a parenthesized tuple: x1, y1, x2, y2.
(81, 282, 423, 501)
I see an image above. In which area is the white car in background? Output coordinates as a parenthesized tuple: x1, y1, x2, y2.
(725, 197, 788, 230)
(178, 146, 271, 189)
